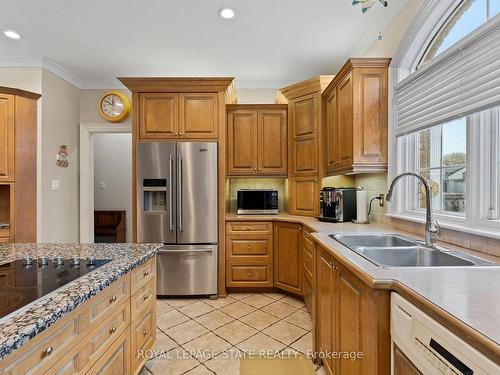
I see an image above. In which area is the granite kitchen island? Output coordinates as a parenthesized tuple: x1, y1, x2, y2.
(0, 243, 161, 374)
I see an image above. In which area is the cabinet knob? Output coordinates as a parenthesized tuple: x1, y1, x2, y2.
(179, 132, 183, 136)
(144, 270, 149, 277)
(109, 326, 117, 334)
(254, 167, 257, 171)
(143, 330, 149, 336)
(109, 296, 117, 304)
(143, 294, 150, 301)
(247, 272, 252, 277)
(176, 132, 179, 136)
(299, 227, 302, 231)
(43, 346, 54, 357)
(314, 170, 318, 173)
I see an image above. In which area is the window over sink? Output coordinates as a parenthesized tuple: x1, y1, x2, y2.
(391, 0, 500, 237)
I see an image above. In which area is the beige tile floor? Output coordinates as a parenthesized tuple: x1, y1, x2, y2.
(142, 292, 324, 375)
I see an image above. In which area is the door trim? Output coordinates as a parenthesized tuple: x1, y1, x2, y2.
(79, 122, 132, 243)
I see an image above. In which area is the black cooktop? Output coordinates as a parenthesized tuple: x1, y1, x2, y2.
(0, 257, 111, 320)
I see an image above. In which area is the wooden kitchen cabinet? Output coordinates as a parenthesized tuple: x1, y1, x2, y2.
(323, 58, 390, 175)
(278, 76, 333, 217)
(226, 105, 287, 176)
(226, 221, 274, 287)
(288, 176, 319, 216)
(139, 92, 218, 139)
(393, 345, 422, 375)
(274, 222, 303, 295)
(0, 93, 14, 182)
(315, 243, 391, 375)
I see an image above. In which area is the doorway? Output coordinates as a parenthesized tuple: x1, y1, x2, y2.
(79, 123, 132, 243)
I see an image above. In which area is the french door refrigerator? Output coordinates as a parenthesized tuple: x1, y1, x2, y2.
(137, 142, 218, 296)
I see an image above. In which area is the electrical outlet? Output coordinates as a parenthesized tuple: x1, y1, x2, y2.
(51, 180, 60, 191)
(378, 193, 384, 206)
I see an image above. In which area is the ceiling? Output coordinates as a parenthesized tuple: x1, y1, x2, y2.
(0, 0, 408, 89)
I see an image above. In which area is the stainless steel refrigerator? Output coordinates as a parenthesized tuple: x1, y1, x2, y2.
(137, 142, 218, 296)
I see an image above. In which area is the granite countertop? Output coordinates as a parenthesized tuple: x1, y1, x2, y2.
(0, 243, 162, 359)
(225, 212, 500, 362)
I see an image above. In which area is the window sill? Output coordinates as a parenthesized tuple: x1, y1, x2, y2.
(386, 213, 500, 240)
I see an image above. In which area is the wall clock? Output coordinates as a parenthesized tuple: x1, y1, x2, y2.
(98, 91, 131, 122)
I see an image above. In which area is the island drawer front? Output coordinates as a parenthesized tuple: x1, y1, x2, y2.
(88, 274, 130, 328)
(47, 301, 131, 375)
(0, 310, 84, 375)
(227, 235, 272, 257)
(131, 278, 156, 321)
(86, 329, 131, 375)
(131, 300, 156, 374)
(131, 257, 156, 295)
(226, 221, 273, 234)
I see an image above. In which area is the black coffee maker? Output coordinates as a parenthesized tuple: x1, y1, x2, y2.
(318, 187, 357, 222)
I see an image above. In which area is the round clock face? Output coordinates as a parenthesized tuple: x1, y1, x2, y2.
(99, 92, 130, 122)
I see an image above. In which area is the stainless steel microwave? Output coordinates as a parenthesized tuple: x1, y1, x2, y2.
(237, 189, 278, 214)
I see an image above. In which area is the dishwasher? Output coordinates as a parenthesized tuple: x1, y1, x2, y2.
(391, 293, 498, 375)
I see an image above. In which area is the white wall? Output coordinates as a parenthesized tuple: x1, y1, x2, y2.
(93, 133, 132, 242)
(40, 69, 81, 242)
(237, 88, 278, 104)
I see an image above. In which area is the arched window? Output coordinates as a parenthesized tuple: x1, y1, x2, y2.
(390, 0, 500, 236)
(421, 0, 500, 64)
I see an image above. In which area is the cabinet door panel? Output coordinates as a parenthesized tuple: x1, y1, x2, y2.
(227, 109, 257, 175)
(290, 94, 318, 176)
(274, 222, 302, 294)
(288, 176, 319, 216)
(353, 69, 388, 165)
(179, 93, 218, 138)
(86, 330, 130, 375)
(317, 249, 336, 374)
(257, 109, 287, 175)
(0, 94, 14, 181)
(336, 73, 353, 170)
(325, 89, 337, 173)
(139, 93, 178, 138)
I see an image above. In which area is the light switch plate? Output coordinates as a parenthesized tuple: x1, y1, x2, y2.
(51, 180, 60, 191)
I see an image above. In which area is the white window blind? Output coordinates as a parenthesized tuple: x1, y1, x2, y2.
(395, 16, 500, 136)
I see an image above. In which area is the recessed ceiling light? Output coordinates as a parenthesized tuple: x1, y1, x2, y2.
(4, 30, 22, 40)
(219, 8, 235, 19)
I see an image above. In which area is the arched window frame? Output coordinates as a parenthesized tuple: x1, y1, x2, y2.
(387, 0, 500, 238)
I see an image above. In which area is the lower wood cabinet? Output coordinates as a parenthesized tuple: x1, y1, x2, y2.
(274, 222, 303, 295)
(315, 244, 390, 375)
(0, 257, 157, 375)
(226, 222, 274, 287)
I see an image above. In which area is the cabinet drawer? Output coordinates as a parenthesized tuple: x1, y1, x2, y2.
(1, 311, 85, 374)
(303, 245, 313, 280)
(130, 300, 156, 374)
(131, 278, 156, 321)
(227, 235, 272, 258)
(130, 257, 155, 294)
(303, 228, 315, 250)
(227, 263, 273, 287)
(303, 276, 313, 313)
(88, 274, 130, 327)
(49, 301, 130, 375)
(86, 329, 131, 375)
(226, 221, 272, 234)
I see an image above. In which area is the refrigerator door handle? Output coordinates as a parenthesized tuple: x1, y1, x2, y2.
(158, 248, 213, 254)
(178, 153, 183, 232)
(169, 154, 174, 231)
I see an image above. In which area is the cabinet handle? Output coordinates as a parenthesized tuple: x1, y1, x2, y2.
(109, 296, 117, 303)
(109, 326, 117, 334)
(143, 270, 149, 277)
(42, 346, 54, 357)
(143, 294, 150, 301)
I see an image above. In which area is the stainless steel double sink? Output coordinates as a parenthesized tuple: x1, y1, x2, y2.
(330, 234, 495, 268)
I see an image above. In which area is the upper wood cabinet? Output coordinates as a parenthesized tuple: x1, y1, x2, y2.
(226, 104, 287, 176)
(288, 176, 319, 216)
(0, 93, 14, 182)
(289, 93, 319, 176)
(323, 58, 390, 175)
(315, 243, 391, 375)
(139, 92, 218, 139)
(179, 93, 219, 138)
(139, 93, 178, 138)
(274, 221, 303, 295)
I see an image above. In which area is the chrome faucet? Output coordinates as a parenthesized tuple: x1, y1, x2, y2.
(386, 172, 440, 247)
